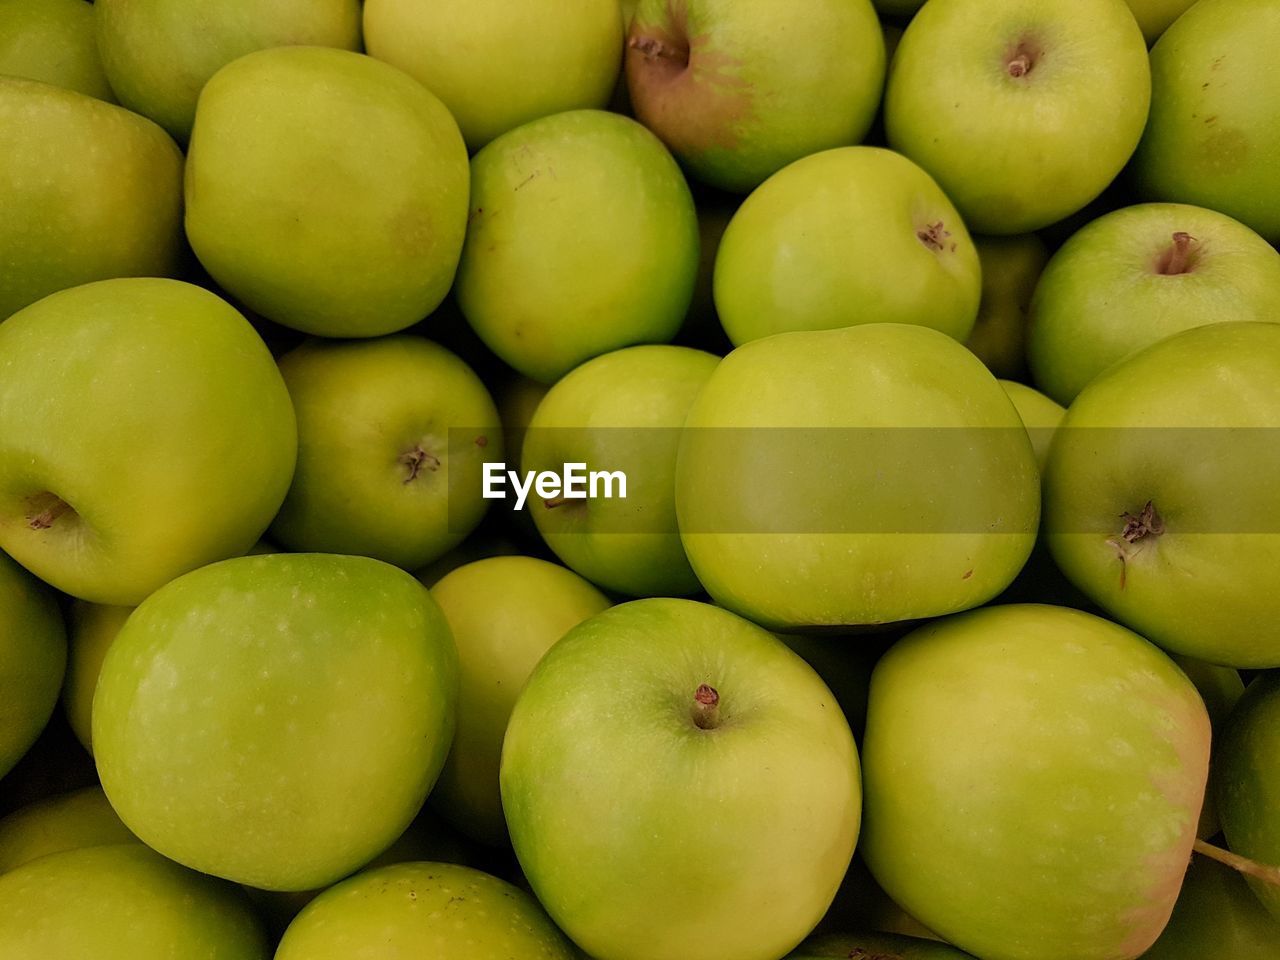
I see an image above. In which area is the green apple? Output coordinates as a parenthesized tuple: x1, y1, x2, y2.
(276, 861, 577, 959)
(789, 932, 975, 959)
(63, 601, 131, 753)
(93, 553, 459, 891)
(0, 279, 296, 605)
(0, 551, 65, 779)
(1172, 654, 1244, 839)
(1131, 0, 1280, 243)
(0, 844, 268, 959)
(457, 109, 698, 383)
(364, 0, 622, 151)
(1044, 322, 1280, 667)
(1142, 855, 1280, 959)
(496, 375, 550, 477)
(0, 0, 113, 101)
(96, 0, 360, 142)
(963, 235, 1048, 380)
(0, 786, 135, 874)
(679, 189, 737, 353)
(186, 46, 469, 338)
(1028, 203, 1280, 405)
(1125, 0, 1198, 43)
(412, 528, 527, 588)
(270, 335, 503, 571)
(428, 555, 610, 845)
(523, 344, 719, 596)
(676, 323, 1039, 629)
(714, 147, 981, 346)
(775, 633, 883, 743)
(626, 0, 884, 192)
(885, 0, 1150, 234)
(999, 380, 1064, 473)
(861, 603, 1210, 960)
(0, 78, 182, 321)
(501, 598, 860, 960)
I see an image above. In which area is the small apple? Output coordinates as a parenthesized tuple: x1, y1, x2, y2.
(0, 786, 136, 874)
(1124, 0, 1199, 43)
(998, 380, 1064, 473)
(789, 932, 975, 959)
(0, 551, 65, 779)
(963, 235, 1048, 380)
(1141, 855, 1280, 959)
(0, 0, 114, 101)
(714, 147, 981, 347)
(62, 601, 131, 753)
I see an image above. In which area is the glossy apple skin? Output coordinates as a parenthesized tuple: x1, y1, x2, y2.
(1132, 0, 1280, 242)
(0, 0, 114, 101)
(501, 598, 860, 960)
(0, 844, 268, 959)
(428, 556, 610, 845)
(0, 552, 65, 779)
(1044, 323, 1280, 667)
(0, 78, 182, 321)
(998, 380, 1064, 474)
(93, 553, 459, 891)
(714, 147, 981, 346)
(63, 601, 131, 753)
(885, 0, 1149, 234)
(457, 110, 698, 383)
(676, 324, 1039, 630)
(186, 46, 469, 338)
(0, 786, 136, 874)
(790, 932, 975, 959)
(861, 604, 1210, 960)
(1172, 654, 1243, 838)
(963, 234, 1047, 381)
(0, 279, 297, 605)
(1028, 203, 1280, 404)
(1124, 0, 1198, 42)
(276, 862, 577, 959)
(1143, 856, 1280, 959)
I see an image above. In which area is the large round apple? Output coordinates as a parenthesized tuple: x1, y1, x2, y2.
(0, 0, 114, 101)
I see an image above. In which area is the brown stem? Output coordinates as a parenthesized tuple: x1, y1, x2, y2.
(26, 495, 71, 531)
(1008, 53, 1032, 77)
(1156, 232, 1198, 275)
(1194, 839, 1280, 887)
(399, 445, 440, 484)
(543, 496, 570, 509)
(629, 35, 685, 63)
(692, 684, 721, 730)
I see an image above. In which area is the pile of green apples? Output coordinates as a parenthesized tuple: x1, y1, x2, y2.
(3, 0, 1280, 957)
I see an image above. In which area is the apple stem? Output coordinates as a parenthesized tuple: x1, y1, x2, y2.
(544, 496, 570, 509)
(1008, 53, 1032, 77)
(692, 683, 722, 730)
(628, 34, 689, 67)
(26, 495, 71, 531)
(1157, 232, 1198, 275)
(1193, 839, 1280, 887)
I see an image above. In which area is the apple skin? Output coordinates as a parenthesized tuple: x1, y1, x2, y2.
(428, 556, 610, 846)
(0, 552, 66, 779)
(0, 0, 114, 101)
(0, 844, 268, 959)
(270, 335, 504, 571)
(1142, 855, 1280, 959)
(963, 234, 1048, 381)
(456, 109, 698, 383)
(884, 0, 1150, 234)
(276, 862, 578, 959)
(62, 601, 131, 753)
(0, 786, 136, 874)
(1124, 0, 1198, 43)
(92, 553, 459, 892)
(186, 46, 469, 339)
(501, 598, 860, 960)
(861, 604, 1210, 960)
(1044, 322, 1280, 668)
(626, 0, 884, 193)
(1027, 203, 1280, 405)
(1171, 655, 1243, 839)
(789, 932, 975, 959)
(714, 147, 981, 347)
(364, 0, 621, 151)
(998, 380, 1064, 473)
(524, 344, 719, 597)
(0, 78, 182, 322)
(1131, 0, 1280, 243)
(676, 323, 1039, 630)
(0, 279, 296, 605)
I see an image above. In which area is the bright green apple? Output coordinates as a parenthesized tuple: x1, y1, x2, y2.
(964, 234, 1048, 380)
(1131, 0, 1280, 242)
(0, 551, 65, 779)
(428, 555, 610, 845)
(501, 598, 860, 960)
(0, 78, 182, 321)
(0, 786, 136, 874)
(0, 279, 296, 605)
(626, 0, 884, 192)
(1125, 0, 1198, 43)
(523, 344, 719, 596)
(1028, 203, 1280, 404)
(714, 147, 981, 346)
(0, 0, 114, 101)
(999, 380, 1064, 472)
(676, 323, 1039, 629)
(186, 46, 469, 338)
(1044, 322, 1280, 667)
(364, 0, 622, 151)
(885, 0, 1150, 234)
(63, 601, 131, 753)
(789, 932, 975, 959)
(93, 553, 459, 891)
(457, 109, 698, 383)
(861, 603, 1210, 960)
(1142, 855, 1280, 959)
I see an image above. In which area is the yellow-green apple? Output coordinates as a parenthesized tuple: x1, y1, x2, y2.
(0, 279, 296, 605)
(501, 598, 860, 960)
(0, 552, 65, 778)
(93, 553, 459, 891)
(456, 109, 698, 382)
(861, 604, 1210, 960)
(364, 0, 622, 151)
(775, 632, 884, 742)
(963, 235, 1048, 380)
(412, 527, 527, 588)
(270, 335, 503, 571)
(0, 0, 113, 100)
(0, 787, 135, 874)
(1125, 0, 1198, 42)
(1044, 322, 1280, 667)
(678, 188, 736, 353)
(1173, 654, 1243, 839)
(0, 844, 268, 959)
(626, 0, 885, 192)
(276, 862, 578, 959)
(523, 344, 719, 596)
(676, 323, 1039, 629)
(63, 601, 131, 752)
(186, 47, 469, 338)
(1131, 0, 1280, 242)
(1143, 856, 1280, 959)
(999, 380, 1064, 472)
(885, 0, 1150, 234)
(714, 147, 981, 346)
(1028, 203, 1280, 404)
(428, 555, 610, 845)
(789, 933, 975, 959)
(0, 78, 181, 321)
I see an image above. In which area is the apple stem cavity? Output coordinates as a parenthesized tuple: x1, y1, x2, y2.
(399, 445, 440, 484)
(916, 221, 952, 253)
(1105, 501, 1165, 590)
(628, 34, 689, 69)
(1005, 39, 1042, 79)
(1194, 839, 1280, 888)
(692, 683, 722, 730)
(1156, 232, 1199, 275)
(25, 493, 72, 531)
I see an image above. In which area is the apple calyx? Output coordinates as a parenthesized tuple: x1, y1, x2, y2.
(1156, 232, 1199, 275)
(1194, 838, 1280, 888)
(1004, 39, 1042, 79)
(629, 34, 689, 69)
(1105, 501, 1164, 590)
(916, 221, 955, 253)
(399, 445, 440, 484)
(25, 492, 72, 531)
(692, 683, 722, 730)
